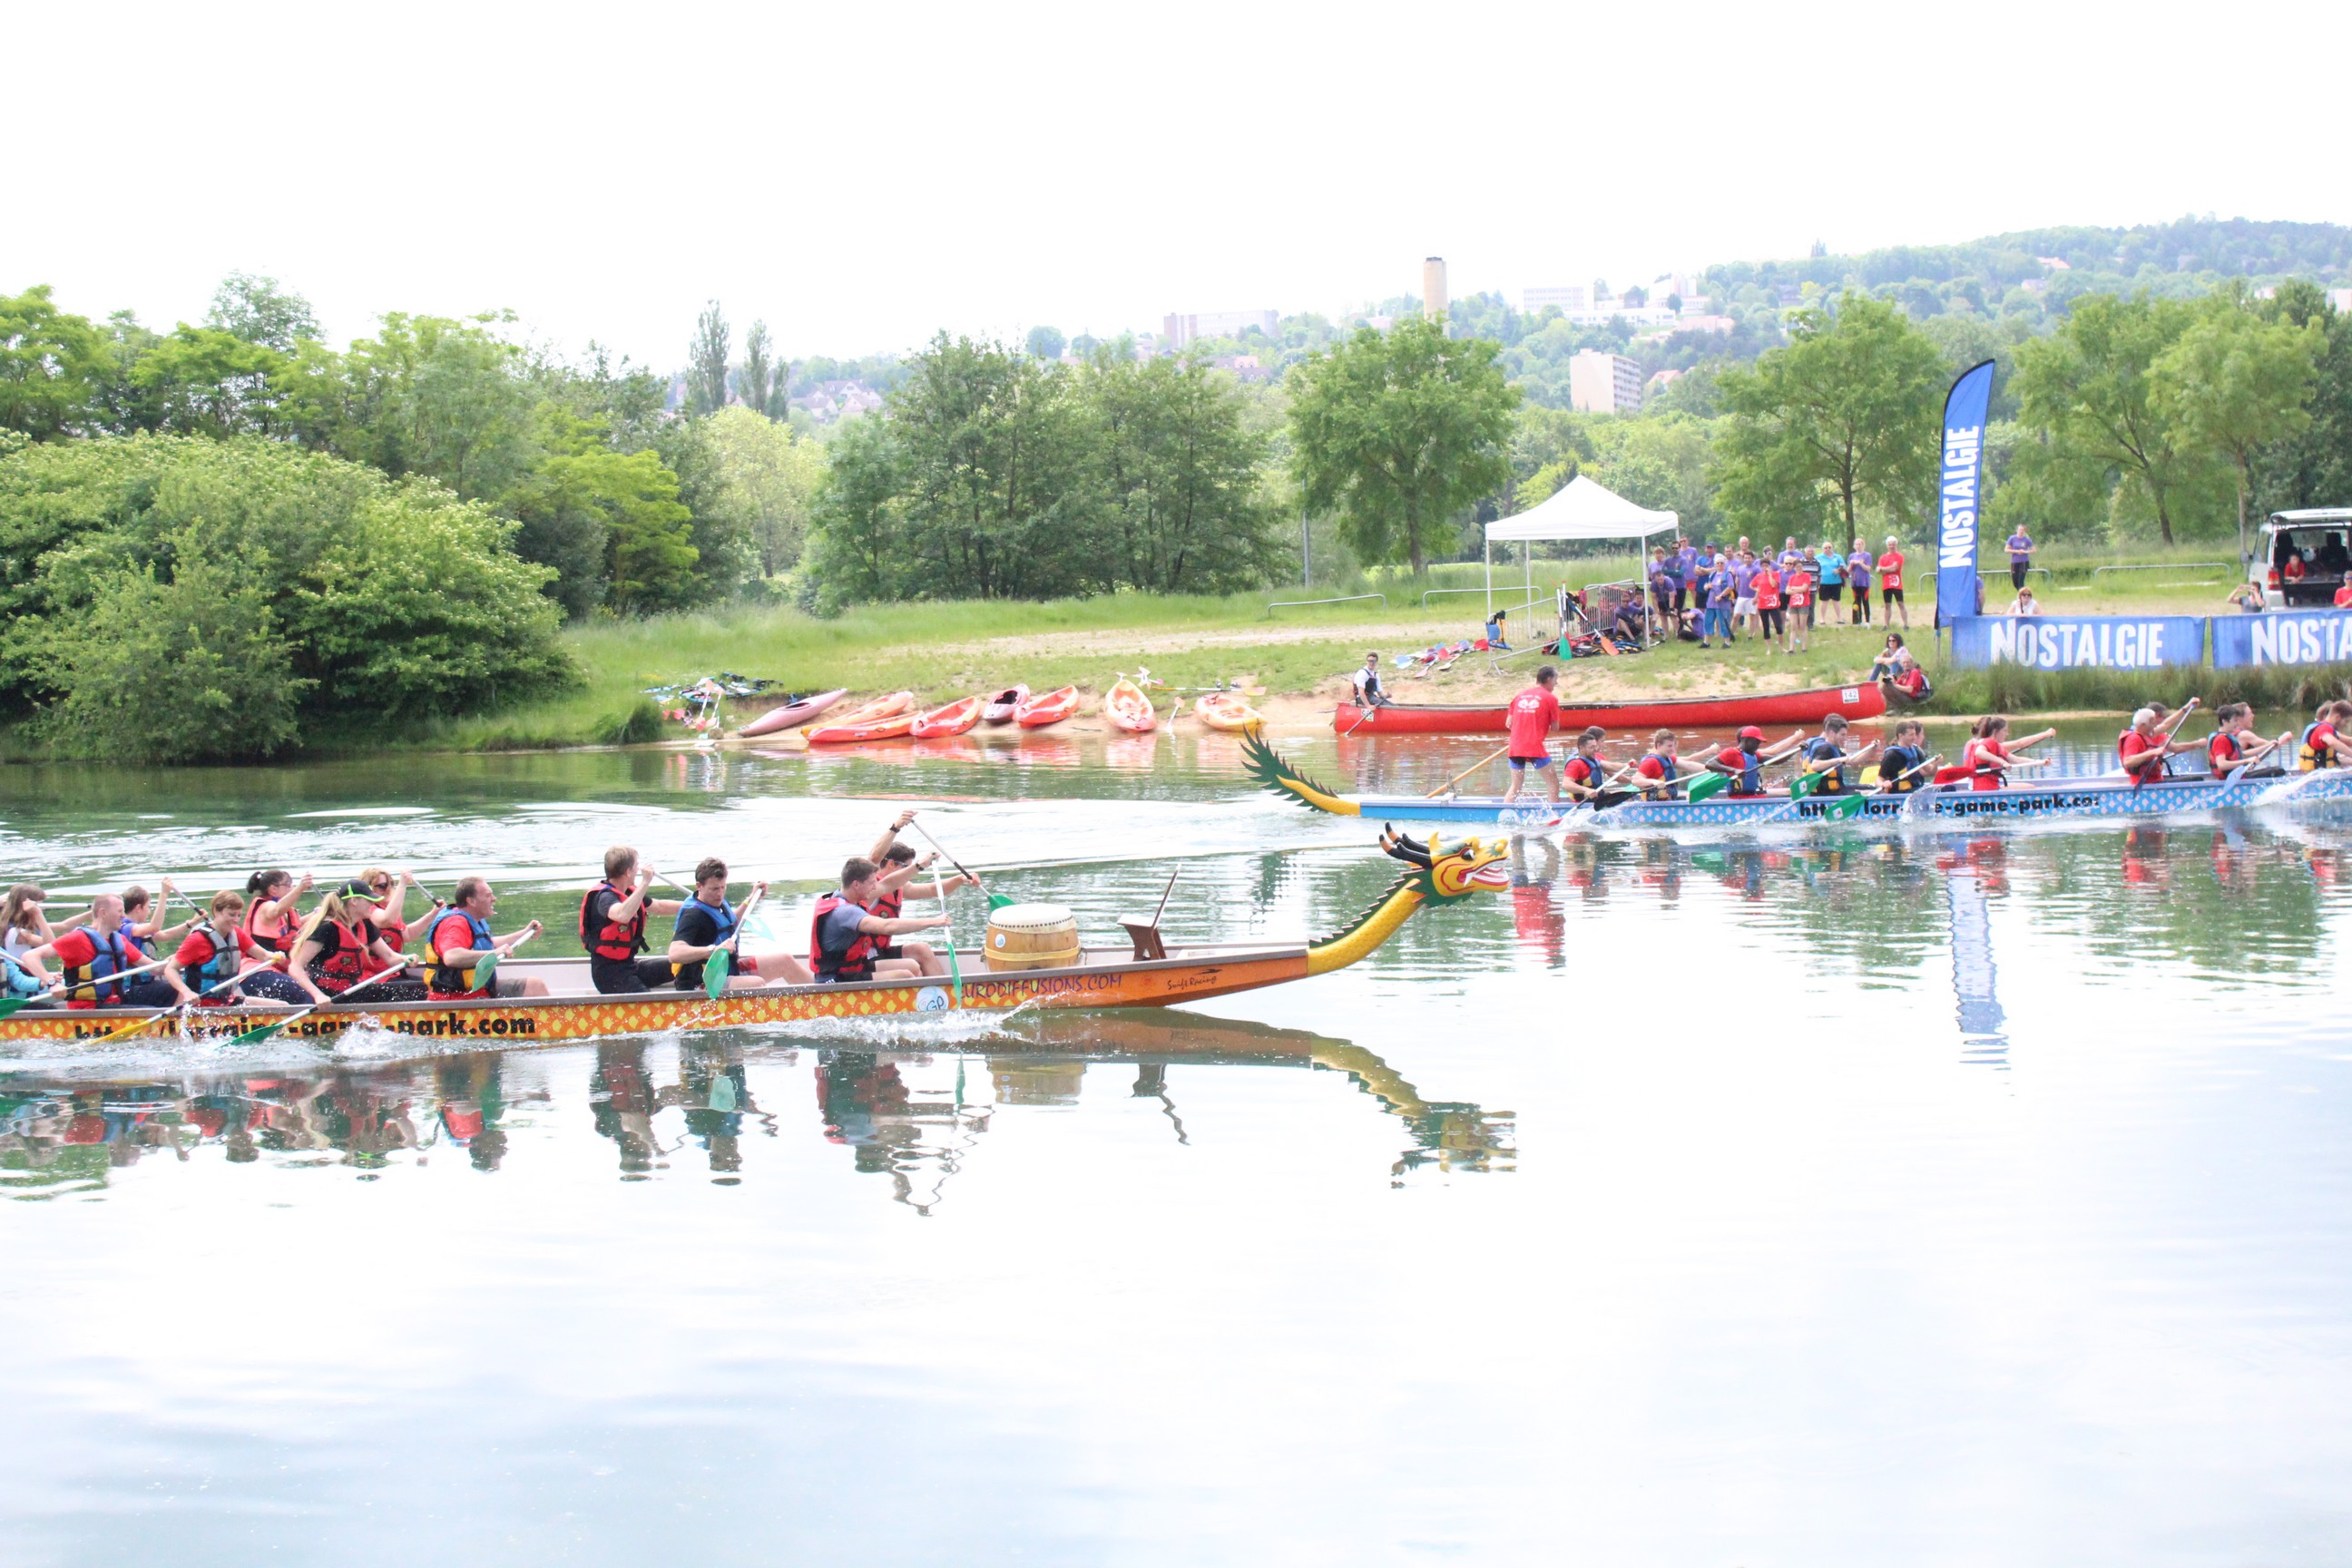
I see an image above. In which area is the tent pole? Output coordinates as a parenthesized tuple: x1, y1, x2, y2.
(1484, 534, 1492, 624)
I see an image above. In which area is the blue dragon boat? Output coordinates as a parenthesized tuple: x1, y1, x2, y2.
(1240, 732, 2352, 830)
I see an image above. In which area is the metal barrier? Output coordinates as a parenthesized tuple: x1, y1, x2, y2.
(1979, 567, 2052, 582)
(1266, 593, 1387, 614)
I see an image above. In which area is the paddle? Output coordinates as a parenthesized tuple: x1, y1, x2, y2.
(931, 862, 962, 1008)
(226, 959, 412, 1047)
(908, 821, 980, 887)
(1685, 770, 1730, 803)
(703, 891, 762, 1000)
(1427, 744, 1510, 799)
(0, 955, 174, 1021)
(81, 959, 284, 1047)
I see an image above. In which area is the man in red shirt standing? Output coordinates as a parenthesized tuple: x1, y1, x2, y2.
(1876, 535, 1908, 629)
(1500, 665, 1563, 805)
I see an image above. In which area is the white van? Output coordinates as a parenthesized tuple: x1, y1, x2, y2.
(2261, 508, 2352, 608)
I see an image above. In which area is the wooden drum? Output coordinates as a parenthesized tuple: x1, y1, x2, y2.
(984, 903, 1080, 971)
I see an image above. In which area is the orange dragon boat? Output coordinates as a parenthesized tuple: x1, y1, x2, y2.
(0, 832, 1507, 1051)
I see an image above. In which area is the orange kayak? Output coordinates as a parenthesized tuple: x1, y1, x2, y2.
(911, 695, 985, 739)
(1015, 685, 1079, 729)
(1104, 677, 1158, 733)
(1193, 691, 1263, 732)
(806, 691, 916, 745)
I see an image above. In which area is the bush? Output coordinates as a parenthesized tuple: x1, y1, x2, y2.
(594, 697, 666, 745)
(0, 434, 578, 760)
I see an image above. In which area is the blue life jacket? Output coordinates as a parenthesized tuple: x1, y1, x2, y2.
(427, 909, 499, 995)
(671, 897, 740, 987)
(1880, 743, 1921, 792)
(1732, 749, 1763, 796)
(1806, 736, 1847, 793)
(63, 926, 134, 1005)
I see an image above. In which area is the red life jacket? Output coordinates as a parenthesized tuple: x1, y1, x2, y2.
(576, 883, 645, 963)
(306, 918, 371, 993)
(870, 886, 904, 921)
(2119, 729, 2167, 781)
(808, 894, 879, 983)
(242, 898, 293, 956)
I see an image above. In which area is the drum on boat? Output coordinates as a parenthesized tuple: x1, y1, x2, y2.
(985, 903, 1080, 971)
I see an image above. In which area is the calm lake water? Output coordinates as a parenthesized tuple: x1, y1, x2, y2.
(5, 722, 2350, 1565)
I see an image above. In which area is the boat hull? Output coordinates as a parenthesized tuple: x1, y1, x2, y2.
(1335, 771, 2352, 828)
(911, 696, 985, 738)
(736, 688, 848, 737)
(1336, 681, 1887, 735)
(1105, 678, 1157, 733)
(0, 946, 1316, 1049)
(1016, 686, 1079, 729)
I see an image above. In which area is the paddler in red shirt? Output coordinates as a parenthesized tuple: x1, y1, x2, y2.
(2118, 701, 2200, 785)
(1557, 725, 1612, 802)
(2203, 701, 2289, 777)
(1500, 665, 1563, 804)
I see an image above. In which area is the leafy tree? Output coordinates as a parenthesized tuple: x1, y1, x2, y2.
(0, 434, 570, 757)
(2252, 283, 2352, 517)
(689, 300, 730, 415)
(1025, 325, 1066, 360)
(507, 408, 699, 615)
(739, 320, 777, 418)
(0, 286, 106, 441)
(804, 414, 908, 607)
(1085, 352, 1279, 593)
(703, 405, 826, 575)
(1589, 416, 1717, 533)
(2152, 296, 2323, 564)
(2012, 292, 2206, 544)
(1287, 316, 1518, 573)
(650, 415, 755, 603)
(276, 313, 535, 500)
(1711, 293, 1945, 545)
(206, 272, 318, 352)
(130, 326, 288, 438)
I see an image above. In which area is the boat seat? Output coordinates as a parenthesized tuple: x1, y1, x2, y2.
(1117, 866, 1181, 962)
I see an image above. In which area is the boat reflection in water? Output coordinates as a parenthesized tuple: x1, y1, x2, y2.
(0, 1013, 1510, 1203)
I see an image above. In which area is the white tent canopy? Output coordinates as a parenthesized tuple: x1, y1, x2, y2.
(1482, 475, 1678, 622)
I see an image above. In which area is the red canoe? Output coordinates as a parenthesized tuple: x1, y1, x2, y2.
(1334, 681, 1887, 735)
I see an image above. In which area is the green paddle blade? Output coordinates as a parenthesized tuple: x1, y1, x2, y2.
(704, 946, 732, 1000)
(1822, 792, 1867, 821)
(987, 894, 1014, 913)
(229, 1015, 297, 1047)
(475, 951, 499, 988)
(1684, 772, 1728, 803)
(1789, 771, 1823, 800)
(0, 996, 28, 1021)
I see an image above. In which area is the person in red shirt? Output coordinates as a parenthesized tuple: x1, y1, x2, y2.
(1500, 665, 1563, 804)
(2204, 702, 2289, 777)
(2119, 701, 2200, 784)
(2332, 580, 2352, 609)
(427, 877, 548, 1000)
(1557, 725, 1612, 802)
(1876, 536, 1908, 629)
(16, 894, 172, 1009)
(1752, 563, 1784, 652)
(1782, 563, 1814, 652)
(1634, 727, 1698, 799)
(1961, 716, 2056, 789)
(171, 891, 325, 1007)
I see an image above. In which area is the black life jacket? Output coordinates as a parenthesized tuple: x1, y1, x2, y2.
(63, 926, 135, 1006)
(669, 897, 738, 987)
(577, 883, 646, 963)
(1881, 743, 1921, 793)
(427, 909, 497, 997)
(809, 894, 878, 983)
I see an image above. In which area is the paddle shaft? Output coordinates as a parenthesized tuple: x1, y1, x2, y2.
(82, 959, 284, 1045)
(229, 959, 414, 1044)
(908, 822, 979, 886)
(1429, 745, 1510, 799)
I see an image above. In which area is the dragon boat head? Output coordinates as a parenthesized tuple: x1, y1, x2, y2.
(1379, 825, 1510, 902)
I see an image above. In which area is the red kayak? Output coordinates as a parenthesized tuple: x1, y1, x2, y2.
(1015, 685, 1079, 729)
(911, 695, 985, 739)
(736, 688, 847, 738)
(1334, 681, 1887, 735)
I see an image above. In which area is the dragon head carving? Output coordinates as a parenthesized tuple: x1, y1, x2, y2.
(1379, 825, 1510, 902)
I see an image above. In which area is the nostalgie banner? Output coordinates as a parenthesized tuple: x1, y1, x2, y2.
(2211, 610, 2352, 669)
(1936, 360, 1997, 624)
(1952, 614, 2208, 671)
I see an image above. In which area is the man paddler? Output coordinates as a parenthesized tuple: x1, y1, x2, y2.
(1795, 714, 1877, 795)
(1500, 665, 1563, 805)
(1703, 726, 1807, 798)
(581, 847, 685, 995)
(666, 857, 811, 991)
(2297, 701, 2352, 770)
(1559, 726, 1612, 802)
(426, 877, 547, 1000)
(2204, 702, 2288, 778)
(2119, 701, 2200, 785)
(1350, 652, 1392, 710)
(810, 858, 951, 984)
(1876, 720, 1935, 792)
(1634, 728, 1704, 799)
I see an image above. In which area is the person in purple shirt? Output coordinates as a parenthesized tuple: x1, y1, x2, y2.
(1847, 543, 1873, 625)
(2005, 526, 2034, 590)
(1778, 536, 1808, 582)
(1673, 540, 1699, 611)
(1730, 551, 1760, 639)
(1701, 564, 1736, 646)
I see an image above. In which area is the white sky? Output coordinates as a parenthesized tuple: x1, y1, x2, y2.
(14, 0, 2341, 368)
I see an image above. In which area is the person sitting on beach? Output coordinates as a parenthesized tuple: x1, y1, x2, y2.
(2010, 587, 2043, 616)
(1634, 728, 1698, 799)
(426, 877, 548, 999)
(1350, 652, 1392, 708)
(809, 859, 950, 984)
(1484, 610, 1511, 651)
(1871, 633, 1931, 701)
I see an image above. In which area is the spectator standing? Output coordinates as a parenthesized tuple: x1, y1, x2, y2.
(2005, 525, 2034, 591)
(1847, 541, 1874, 625)
(1876, 535, 1908, 629)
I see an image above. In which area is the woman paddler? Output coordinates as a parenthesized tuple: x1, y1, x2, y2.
(1963, 716, 2056, 789)
(241, 870, 311, 961)
(291, 883, 428, 1004)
